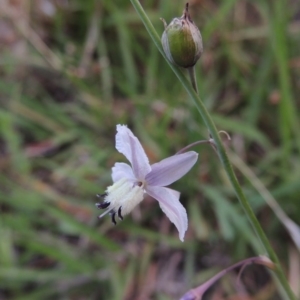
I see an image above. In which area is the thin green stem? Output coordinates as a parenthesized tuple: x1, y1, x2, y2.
(187, 67, 198, 93)
(129, 1, 296, 299)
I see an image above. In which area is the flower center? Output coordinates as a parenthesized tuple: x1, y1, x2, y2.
(96, 178, 144, 224)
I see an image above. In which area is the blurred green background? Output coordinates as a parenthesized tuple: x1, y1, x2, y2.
(0, 0, 300, 299)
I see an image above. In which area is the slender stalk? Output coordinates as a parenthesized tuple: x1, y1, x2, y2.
(176, 140, 211, 155)
(129, 1, 296, 299)
(187, 67, 198, 93)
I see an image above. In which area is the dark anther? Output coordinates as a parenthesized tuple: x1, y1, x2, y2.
(95, 202, 110, 209)
(118, 206, 123, 220)
(111, 212, 117, 225)
(96, 192, 107, 198)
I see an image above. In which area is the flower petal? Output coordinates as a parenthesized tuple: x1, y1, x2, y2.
(145, 185, 188, 241)
(115, 125, 151, 179)
(145, 151, 198, 186)
(111, 162, 135, 183)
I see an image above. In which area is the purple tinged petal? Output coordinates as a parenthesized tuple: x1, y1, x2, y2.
(145, 185, 188, 241)
(145, 152, 198, 187)
(128, 135, 151, 180)
(111, 162, 135, 183)
(115, 125, 135, 162)
(115, 125, 151, 179)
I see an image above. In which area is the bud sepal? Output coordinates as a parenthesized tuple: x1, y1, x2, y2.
(161, 3, 203, 68)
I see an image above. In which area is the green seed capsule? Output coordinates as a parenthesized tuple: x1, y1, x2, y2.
(161, 3, 203, 68)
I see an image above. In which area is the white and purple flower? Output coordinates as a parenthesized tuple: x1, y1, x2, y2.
(96, 125, 198, 241)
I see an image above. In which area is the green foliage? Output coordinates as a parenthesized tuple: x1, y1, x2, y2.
(0, 0, 299, 299)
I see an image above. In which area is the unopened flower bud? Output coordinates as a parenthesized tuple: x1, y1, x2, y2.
(161, 3, 203, 68)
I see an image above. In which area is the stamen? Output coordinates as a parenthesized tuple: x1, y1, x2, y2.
(118, 206, 123, 220)
(111, 212, 117, 225)
(95, 202, 110, 209)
